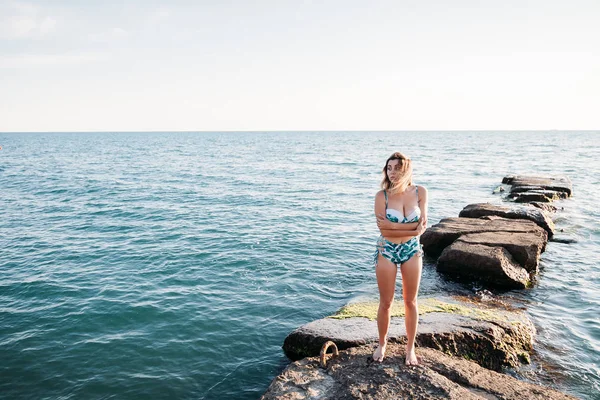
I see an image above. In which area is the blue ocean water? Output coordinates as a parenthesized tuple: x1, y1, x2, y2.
(0, 131, 598, 399)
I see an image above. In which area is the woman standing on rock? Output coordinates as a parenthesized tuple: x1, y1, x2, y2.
(372, 152, 428, 365)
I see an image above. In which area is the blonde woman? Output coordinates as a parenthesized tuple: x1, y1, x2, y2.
(372, 152, 428, 365)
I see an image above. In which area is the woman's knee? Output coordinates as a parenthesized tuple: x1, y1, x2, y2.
(404, 298, 418, 310)
(379, 298, 394, 310)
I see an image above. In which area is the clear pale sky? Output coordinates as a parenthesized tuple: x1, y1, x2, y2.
(1, 0, 599, 132)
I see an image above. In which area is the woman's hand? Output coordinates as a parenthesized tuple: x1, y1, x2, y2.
(416, 220, 427, 236)
(376, 213, 393, 230)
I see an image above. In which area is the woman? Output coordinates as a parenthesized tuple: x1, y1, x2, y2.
(372, 152, 428, 365)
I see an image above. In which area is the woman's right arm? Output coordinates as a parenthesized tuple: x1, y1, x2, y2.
(379, 224, 425, 238)
(377, 215, 419, 231)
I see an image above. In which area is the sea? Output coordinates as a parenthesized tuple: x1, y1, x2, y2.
(1, 131, 598, 399)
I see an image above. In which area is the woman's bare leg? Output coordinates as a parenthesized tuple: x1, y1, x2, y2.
(400, 254, 422, 365)
(373, 253, 397, 362)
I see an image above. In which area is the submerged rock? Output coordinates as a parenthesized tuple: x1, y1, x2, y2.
(549, 236, 578, 244)
(283, 298, 534, 371)
(458, 203, 555, 237)
(261, 344, 576, 400)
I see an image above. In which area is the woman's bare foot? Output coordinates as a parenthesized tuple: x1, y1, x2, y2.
(372, 343, 386, 362)
(405, 345, 418, 366)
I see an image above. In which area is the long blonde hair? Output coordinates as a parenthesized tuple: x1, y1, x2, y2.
(381, 152, 413, 194)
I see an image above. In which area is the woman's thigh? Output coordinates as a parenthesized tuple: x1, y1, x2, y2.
(400, 254, 422, 302)
(376, 253, 397, 302)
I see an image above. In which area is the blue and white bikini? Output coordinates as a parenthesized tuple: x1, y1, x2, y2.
(374, 186, 423, 267)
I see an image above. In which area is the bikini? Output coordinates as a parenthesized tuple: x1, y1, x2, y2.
(374, 186, 423, 267)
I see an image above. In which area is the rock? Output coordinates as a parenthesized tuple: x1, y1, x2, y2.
(509, 185, 546, 193)
(549, 236, 578, 244)
(510, 188, 568, 200)
(421, 217, 548, 258)
(502, 175, 572, 197)
(459, 203, 555, 237)
(261, 345, 576, 400)
(529, 202, 558, 213)
(534, 190, 569, 199)
(421, 217, 547, 289)
(453, 232, 544, 272)
(283, 298, 535, 371)
(437, 242, 531, 289)
(512, 192, 553, 203)
(509, 190, 568, 203)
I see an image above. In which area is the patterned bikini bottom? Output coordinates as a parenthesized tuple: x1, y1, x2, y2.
(373, 236, 423, 267)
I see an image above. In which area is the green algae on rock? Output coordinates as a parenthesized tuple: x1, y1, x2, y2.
(328, 298, 516, 325)
(283, 296, 534, 370)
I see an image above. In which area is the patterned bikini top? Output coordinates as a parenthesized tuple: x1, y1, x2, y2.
(384, 186, 421, 223)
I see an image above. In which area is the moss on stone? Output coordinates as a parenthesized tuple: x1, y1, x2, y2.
(518, 352, 531, 364)
(288, 344, 314, 359)
(525, 280, 534, 289)
(328, 298, 515, 323)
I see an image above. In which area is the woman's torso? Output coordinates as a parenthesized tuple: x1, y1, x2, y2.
(382, 185, 421, 244)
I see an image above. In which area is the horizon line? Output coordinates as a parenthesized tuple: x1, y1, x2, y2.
(1, 129, 598, 134)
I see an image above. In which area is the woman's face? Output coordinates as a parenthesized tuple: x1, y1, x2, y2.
(386, 159, 402, 182)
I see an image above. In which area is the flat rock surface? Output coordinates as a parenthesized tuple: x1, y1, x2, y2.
(421, 217, 548, 258)
(262, 345, 576, 400)
(283, 297, 534, 371)
(458, 203, 555, 237)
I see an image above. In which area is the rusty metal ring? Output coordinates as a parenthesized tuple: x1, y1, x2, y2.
(319, 341, 339, 368)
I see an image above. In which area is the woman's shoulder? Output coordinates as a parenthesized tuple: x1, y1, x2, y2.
(415, 185, 428, 195)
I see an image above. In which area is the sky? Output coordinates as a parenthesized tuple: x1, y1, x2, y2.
(0, 0, 599, 132)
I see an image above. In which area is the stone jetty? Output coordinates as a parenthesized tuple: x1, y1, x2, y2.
(421, 175, 572, 289)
